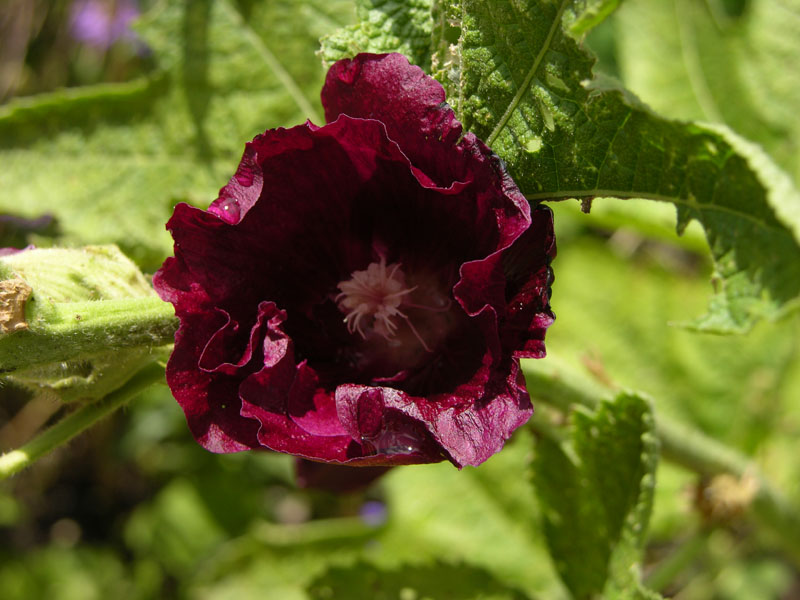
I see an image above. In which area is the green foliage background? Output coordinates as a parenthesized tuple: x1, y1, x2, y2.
(1, 0, 800, 598)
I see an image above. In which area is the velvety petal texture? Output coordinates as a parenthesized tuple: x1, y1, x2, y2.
(154, 53, 555, 468)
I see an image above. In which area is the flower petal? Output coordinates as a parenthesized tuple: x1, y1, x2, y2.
(323, 53, 461, 153)
(335, 380, 532, 468)
(162, 306, 261, 453)
(155, 53, 556, 470)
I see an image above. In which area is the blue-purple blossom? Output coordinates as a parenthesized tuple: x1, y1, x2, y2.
(70, 0, 140, 49)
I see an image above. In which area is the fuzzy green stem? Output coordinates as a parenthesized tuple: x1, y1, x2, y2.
(524, 358, 800, 565)
(0, 362, 165, 480)
(0, 296, 177, 372)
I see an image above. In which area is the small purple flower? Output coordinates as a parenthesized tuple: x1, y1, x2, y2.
(360, 501, 388, 526)
(70, 0, 139, 49)
(154, 53, 555, 468)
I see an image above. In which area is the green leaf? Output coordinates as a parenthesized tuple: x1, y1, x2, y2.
(563, 0, 623, 36)
(122, 452, 367, 600)
(117, 436, 561, 598)
(124, 478, 230, 578)
(443, 0, 800, 332)
(0, 0, 351, 270)
(308, 561, 528, 600)
(614, 0, 800, 183)
(533, 229, 800, 449)
(0, 546, 161, 600)
(319, 0, 433, 68)
(532, 393, 660, 599)
(376, 429, 566, 597)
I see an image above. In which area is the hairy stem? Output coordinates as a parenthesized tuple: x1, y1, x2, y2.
(524, 358, 800, 565)
(0, 296, 177, 373)
(0, 362, 165, 480)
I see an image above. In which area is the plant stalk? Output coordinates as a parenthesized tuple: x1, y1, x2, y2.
(0, 362, 166, 480)
(0, 296, 177, 373)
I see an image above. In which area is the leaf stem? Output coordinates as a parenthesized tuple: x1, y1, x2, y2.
(524, 358, 800, 565)
(0, 362, 165, 480)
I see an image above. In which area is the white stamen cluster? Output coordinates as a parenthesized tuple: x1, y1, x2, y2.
(336, 257, 416, 341)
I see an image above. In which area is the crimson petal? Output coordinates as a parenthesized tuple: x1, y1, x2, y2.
(155, 53, 555, 468)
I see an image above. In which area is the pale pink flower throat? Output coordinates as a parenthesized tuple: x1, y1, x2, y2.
(335, 257, 433, 352)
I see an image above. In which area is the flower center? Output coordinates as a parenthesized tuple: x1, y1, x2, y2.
(335, 257, 433, 352)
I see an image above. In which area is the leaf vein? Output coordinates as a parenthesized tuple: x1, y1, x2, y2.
(593, 109, 633, 190)
(676, 0, 723, 122)
(486, 0, 570, 146)
(224, 0, 320, 123)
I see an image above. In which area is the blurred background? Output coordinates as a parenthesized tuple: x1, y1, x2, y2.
(0, 0, 153, 102)
(1, 1, 799, 598)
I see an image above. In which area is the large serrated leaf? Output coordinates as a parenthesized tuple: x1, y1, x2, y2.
(0, 0, 350, 270)
(532, 393, 660, 599)
(444, 0, 800, 332)
(319, 0, 433, 68)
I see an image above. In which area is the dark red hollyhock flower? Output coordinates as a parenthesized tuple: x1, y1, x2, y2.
(154, 53, 555, 468)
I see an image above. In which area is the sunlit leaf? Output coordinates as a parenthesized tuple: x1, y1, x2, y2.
(319, 0, 432, 68)
(435, 0, 800, 332)
(614, 0, 800, 183)
(563, 0, 623, 35)
(532, 393, 661, 599)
